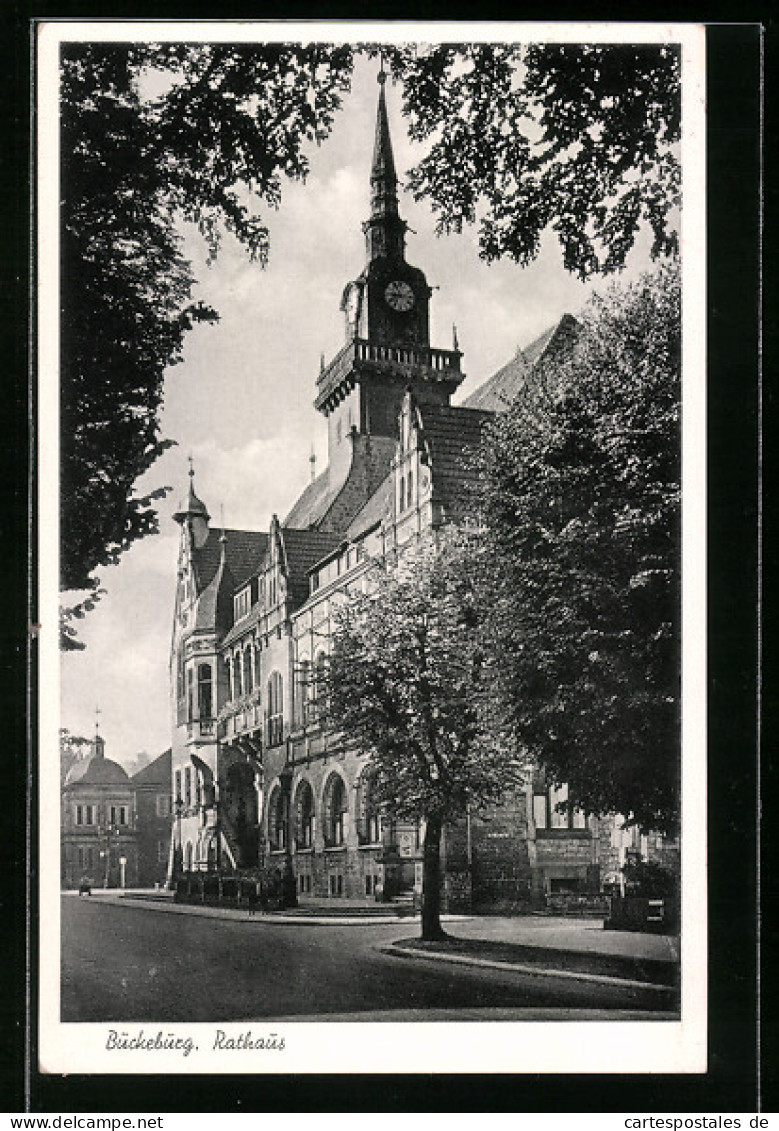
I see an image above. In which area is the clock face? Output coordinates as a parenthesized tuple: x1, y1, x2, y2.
(384, 280, 415, 312)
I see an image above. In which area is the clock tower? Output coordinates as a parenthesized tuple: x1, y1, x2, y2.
(316, 69, 464, 463)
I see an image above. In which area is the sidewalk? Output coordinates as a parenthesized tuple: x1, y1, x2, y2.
(390, 915, 679, 989)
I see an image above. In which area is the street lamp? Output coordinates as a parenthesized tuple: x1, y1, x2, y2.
(119, 855, 127, 889)
(100, 823, 116, 888)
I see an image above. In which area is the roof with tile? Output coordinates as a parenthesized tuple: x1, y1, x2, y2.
(283, 468, 333, 529)
(462, 314, 578, 412)
(192, 528, 268, 594)
(131, 748, 171, 787)
(417, 403, 494, 516)
(346, 474, 393, 541)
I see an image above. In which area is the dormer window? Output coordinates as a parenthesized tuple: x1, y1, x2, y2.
(234, 587, 251, 621)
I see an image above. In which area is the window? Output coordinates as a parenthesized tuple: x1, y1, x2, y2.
(299, 873, 312, 894)
(296, 658, 311, 726)
(407, 467, 414, 506)
(233, 652, 243, 699)
(156, 794, 171, 818)
(329, 873, 344, 896)
(109, 805, 129, 827)
(324, 774, 347, 847)
(269, 787, 286, 850)
(399, 475, 406, 512)
(313, 651, 328, 722)
(532, 783, 587, 831)
(197, 663, 213, 718)
(357, 770, 381, 844)
(295, 781, 315, 849)
(174, 769, 182, 807)
(243, 645, 254, 694)
(267, 671, 284, 746)
(186, 666, 195, 722)
(234, 587, 250, 621)
(184, 766, 192, 808)
(75, 804, 96, 826)
(157, 840, 168, 862)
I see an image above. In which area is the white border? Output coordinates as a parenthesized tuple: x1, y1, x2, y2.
(37, 19, 707, 1076)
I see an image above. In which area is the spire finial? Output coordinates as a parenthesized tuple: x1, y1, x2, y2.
(188, 453, 195, 481)
(377, 51, 387, 85)
(452, 323, 460, 352)
(94, 704, 101, 737)
(219, 503, 227, 544)
(309, 444, 317, 483)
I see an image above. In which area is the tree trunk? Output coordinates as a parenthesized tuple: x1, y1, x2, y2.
(421, 813, 447, 941)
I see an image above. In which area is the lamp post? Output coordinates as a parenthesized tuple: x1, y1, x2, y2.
(119, 855, 127, 890)
(175, 797, 183, 875)
(100, 823, 116, 888)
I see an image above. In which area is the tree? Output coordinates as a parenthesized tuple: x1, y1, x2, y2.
(60, 727, 91, 784)
(60, 41, 680, 639)
(478, 262, 681, 834)
(60, 43, 354, 635)
(327, 534, 522, 940)
(388, 42, 680, 277)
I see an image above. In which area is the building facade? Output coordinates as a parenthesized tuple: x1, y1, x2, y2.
(131, 748, 173, 888)
(61, 732, 138, 890)
(166, 73, 672, 910)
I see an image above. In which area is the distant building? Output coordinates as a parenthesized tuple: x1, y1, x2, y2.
(61, 732, 138, 889)
(131, 749, 173, 888)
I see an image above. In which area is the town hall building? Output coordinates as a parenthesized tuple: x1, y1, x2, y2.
(166, 71, 673, 911)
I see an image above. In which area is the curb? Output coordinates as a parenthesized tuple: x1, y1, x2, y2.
(66, 891, 470, 927)
(383, 944, 677, 993)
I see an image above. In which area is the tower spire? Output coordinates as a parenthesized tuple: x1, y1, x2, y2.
(363, 67, 407, 262)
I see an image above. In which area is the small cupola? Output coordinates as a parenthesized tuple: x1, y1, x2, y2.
(173, 459, 211, 549)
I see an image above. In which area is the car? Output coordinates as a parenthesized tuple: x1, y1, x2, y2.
(78, 878, 92, 896)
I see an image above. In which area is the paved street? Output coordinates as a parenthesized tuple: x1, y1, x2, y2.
(61, 896, 677, 1021)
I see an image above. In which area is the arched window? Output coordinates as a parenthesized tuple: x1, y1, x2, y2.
(399, 475, 406, 512)
(197, 663, 212, 719)
(184, 842, 193, 872)
(267, 671, 284, 746)
(233, 652, 243, 699)
(324, 774, 348, 847)
(186, 667, 194, 722)
(357, 769, 381, 845)
(268, 786, 286, 851)
(295, 780, 315, 849)
(407, 467, 414, 506)
(243, 645, 253, 694)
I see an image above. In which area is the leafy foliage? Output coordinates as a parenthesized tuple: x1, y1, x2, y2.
(479, 262, 681, 833)
(327, 534, 524, 938)
(60, 40, 680, 644)
(385, 42, 680, 277)
(60, 43, 354, 611)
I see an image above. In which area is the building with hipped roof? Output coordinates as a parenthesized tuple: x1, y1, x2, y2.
(165, 71, 670, 911)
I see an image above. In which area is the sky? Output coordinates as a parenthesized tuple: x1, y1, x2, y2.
(59, 50, 656, 768)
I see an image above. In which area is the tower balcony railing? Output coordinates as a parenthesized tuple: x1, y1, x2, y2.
(315, 338, 463, 408)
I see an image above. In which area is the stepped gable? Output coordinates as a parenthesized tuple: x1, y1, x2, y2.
(131, 748, 171, 786)
(191, 527, 268, 594)
(64, 754, 130, 789)
(463, 314, 578, 412)
(346, 474, 393, 541)
(417, 403, 494, 515)
(283, 468, 332, 529)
